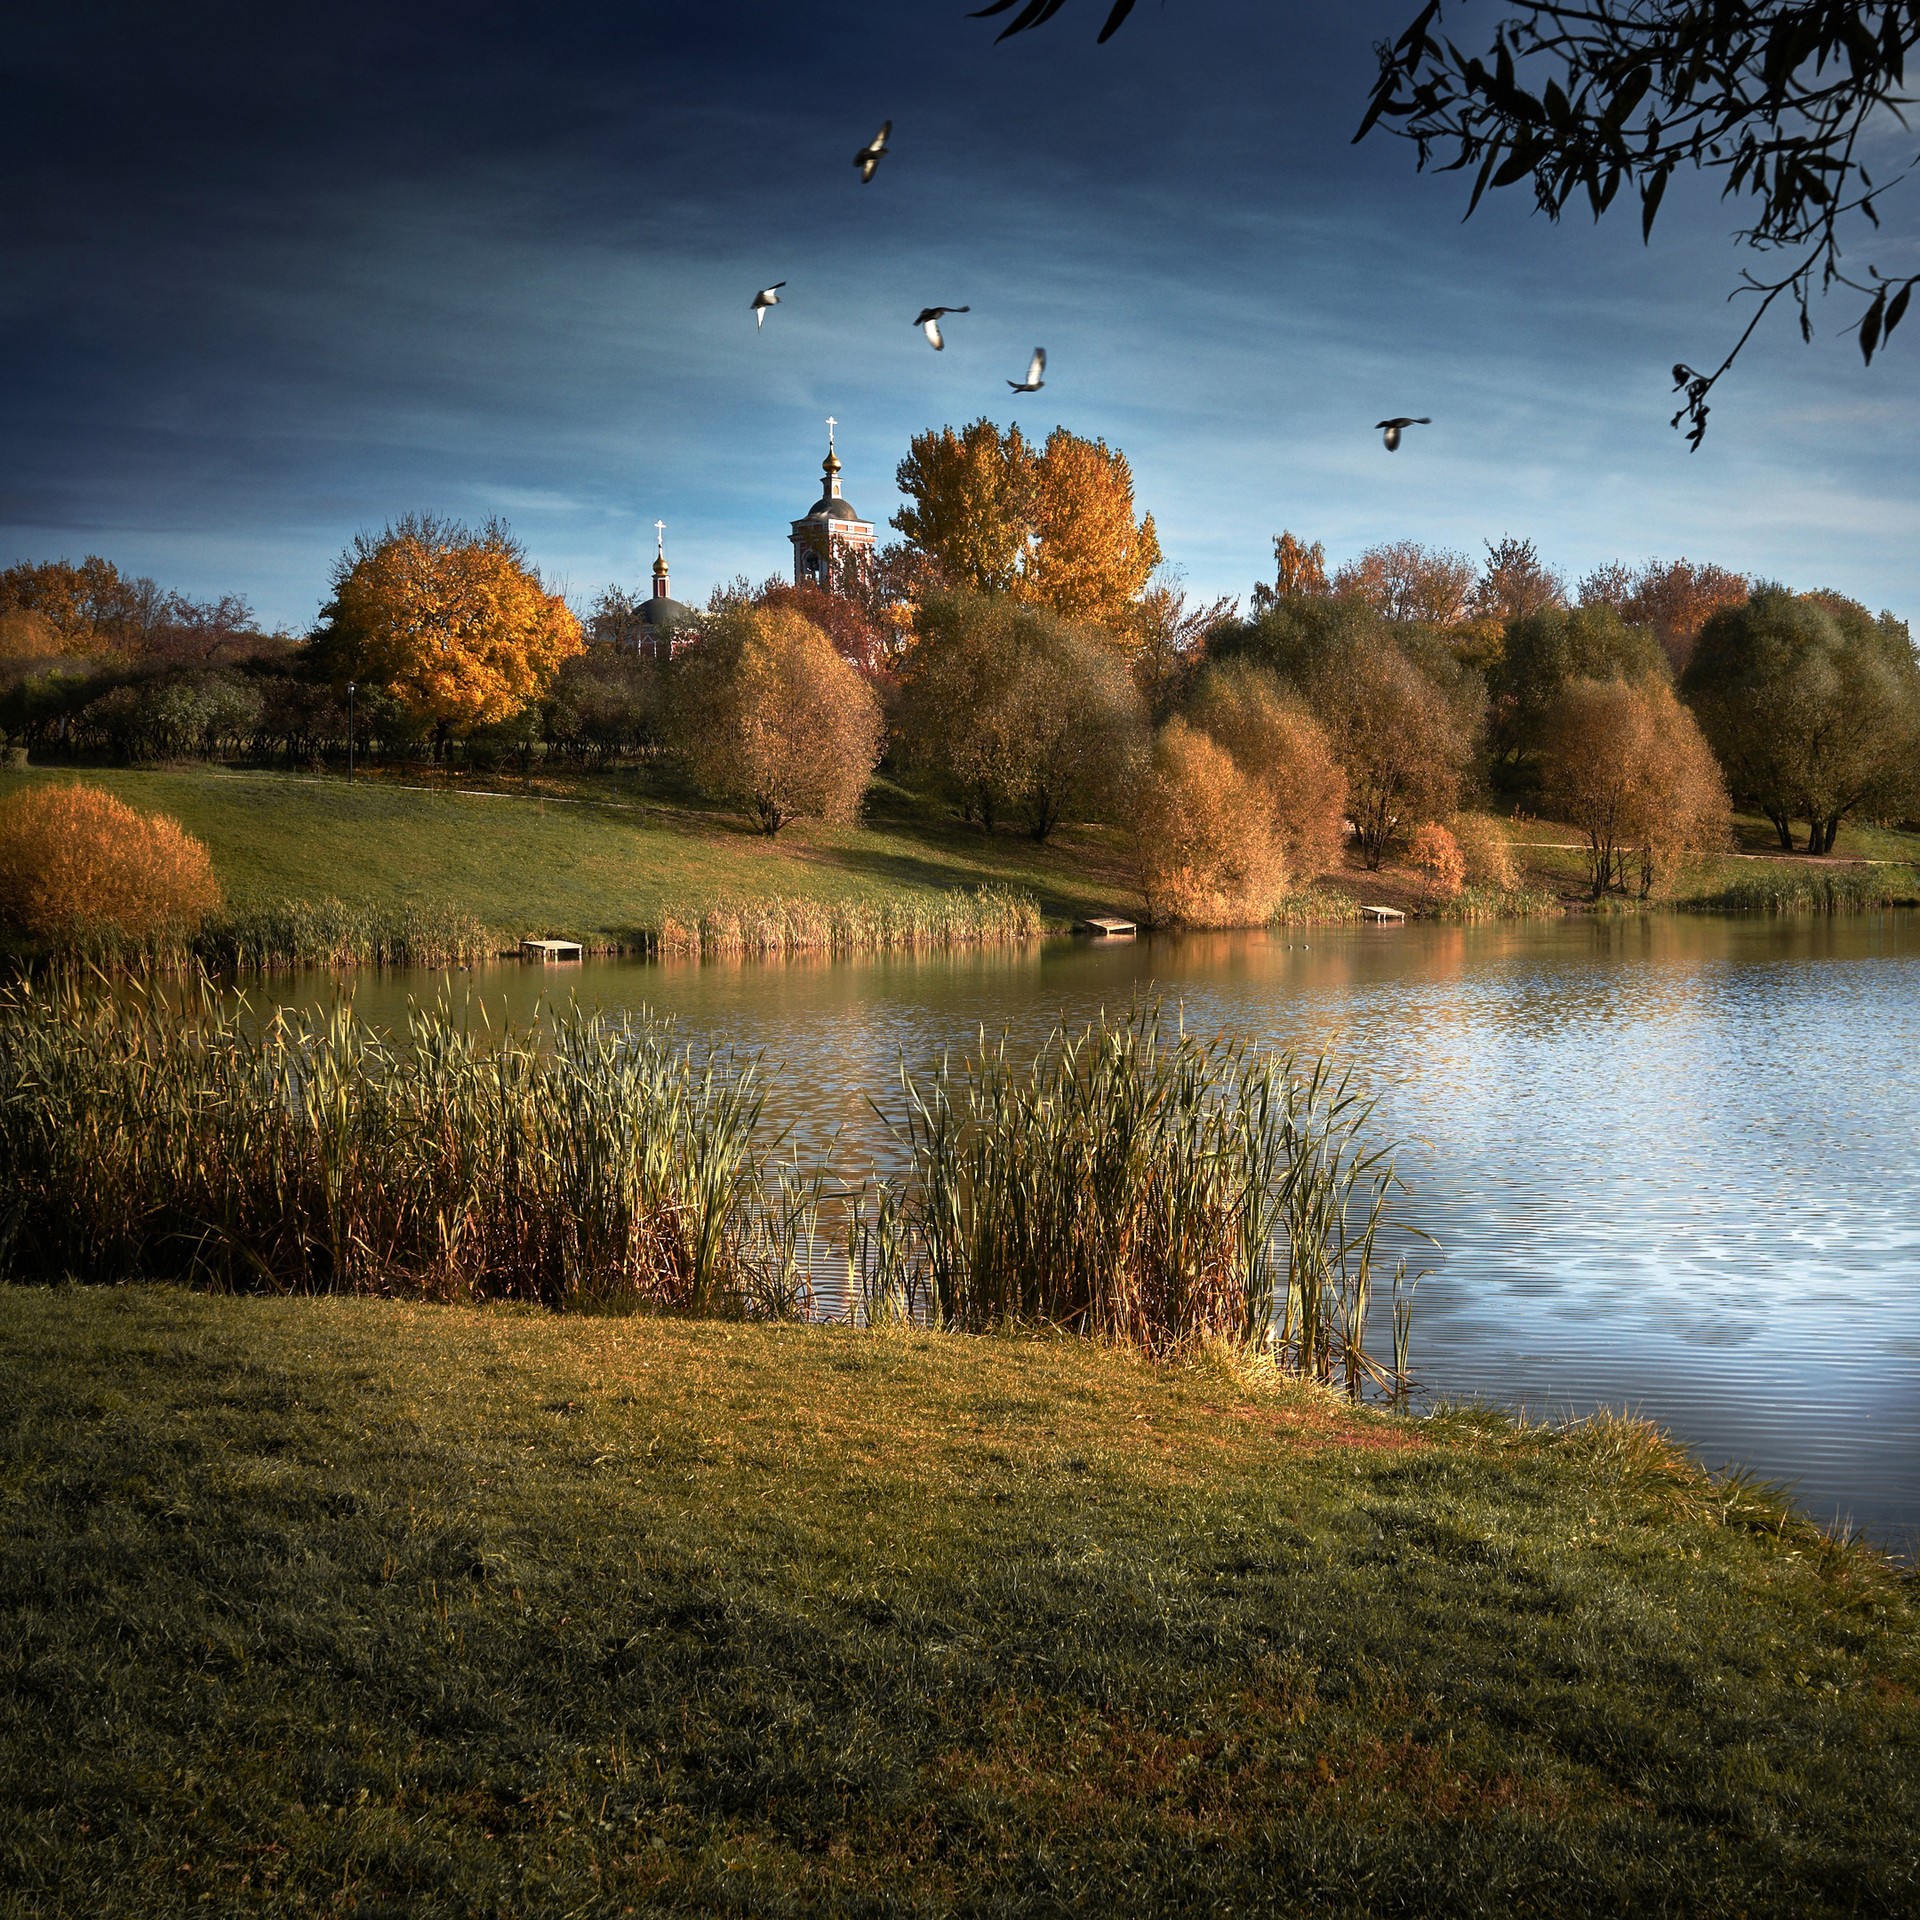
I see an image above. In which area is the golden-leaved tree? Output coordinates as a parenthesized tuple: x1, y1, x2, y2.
(313, 516, 583, 751)
(893, 420, 1160, 635)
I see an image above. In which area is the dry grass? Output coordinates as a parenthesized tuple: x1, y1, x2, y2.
(652, 886, 1042, 956)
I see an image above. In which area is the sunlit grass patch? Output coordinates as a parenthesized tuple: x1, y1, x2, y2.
(0, 1288, 1914, 1917)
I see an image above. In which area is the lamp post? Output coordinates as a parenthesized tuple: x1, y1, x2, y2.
(346, 681, 355, 783)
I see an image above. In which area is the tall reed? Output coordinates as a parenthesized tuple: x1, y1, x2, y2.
(0, 977, 812, 1315)
(1700, 865, 1919, 914)
(652, 887, 1042, 958)
(31, 898, 502, 975)
(0, 987, 1424, 1394)
(855, 1007, 1423, 1396)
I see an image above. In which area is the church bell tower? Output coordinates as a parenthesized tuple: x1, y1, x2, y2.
(789, 417, 876, 591)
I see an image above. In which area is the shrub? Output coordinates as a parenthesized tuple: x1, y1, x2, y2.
(1408, 822, 1465, 899)
(669, 605, 883, 833)
(1187, 662, 1349, 879)
(0, 782, 221, 946)
(1129, 720, 1283, 927)
(1450, 812, 1517, 890)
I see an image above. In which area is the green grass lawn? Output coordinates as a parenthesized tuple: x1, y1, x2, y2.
(2, 1288, 1915, 1916)
(1504, 808, 1920, 907)
(0, 764, 1137, 942)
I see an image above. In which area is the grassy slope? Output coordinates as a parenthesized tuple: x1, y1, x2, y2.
(2, 1289, 1915, 1918)
(5, 764, 1916, 944)
(0, 766, 1137, 940)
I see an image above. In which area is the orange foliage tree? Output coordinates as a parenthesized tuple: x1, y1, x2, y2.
(893, 420, 1161, 635)
(1407, 822, 1466, 900)
(0, 782, 221, 944)
(1541, 679, 1729, 897)
(1251, 530, 1331, 610)
(668, 605, 883, 834)
(1129, 720, 1284, 928)
(1186, 661, 1348, 880)
(1576, 558, 1750, 672)
(1331, 541, 1479, 628)
(312, 516, 583, 751)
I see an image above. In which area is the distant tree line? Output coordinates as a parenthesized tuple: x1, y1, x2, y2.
(6, 420, 1917, 920)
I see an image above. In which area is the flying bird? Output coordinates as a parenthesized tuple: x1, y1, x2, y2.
(914, 305, 969, 350)
(854, 121, 891, 183)
(1008, 347, 1047, 392)
(751, 283, 785, 329)
(1375, 416, 1430, 451)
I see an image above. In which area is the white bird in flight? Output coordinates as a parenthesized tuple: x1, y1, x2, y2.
(854, 121, 891, 183)
(751, 283, 785, 329)
(914, 305, 969, 350)
(1375, 416, 1430, 451)
(1008, 347, 1046, 392)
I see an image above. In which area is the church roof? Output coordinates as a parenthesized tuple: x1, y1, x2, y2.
(638, 594, 698, 627)
(799, 495, 866, 523)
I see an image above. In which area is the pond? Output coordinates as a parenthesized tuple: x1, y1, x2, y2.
(260, 913, 1920, 1549)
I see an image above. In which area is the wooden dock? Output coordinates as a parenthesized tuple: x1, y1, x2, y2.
(520, 937, 584, 963)
(1078, 914, 1138, 939)
(1358, 905, 1406, 924)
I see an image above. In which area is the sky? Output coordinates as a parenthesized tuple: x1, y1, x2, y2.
(3, 0, 1917, 632)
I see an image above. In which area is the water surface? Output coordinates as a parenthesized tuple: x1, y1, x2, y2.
(264, 914, 1920, 1547)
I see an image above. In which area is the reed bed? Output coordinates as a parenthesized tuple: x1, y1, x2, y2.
(1437, 883, 1563, 923)
(1269, 884, 1362, 926)
(0, 978, 819, 1316)
(28, 897, 503, 975)
(0, 987, 1421, 1392)
(849, 1006, 1423, 1397)
(1700, 864, 1920, 914)
(651, 886, 1043, 957)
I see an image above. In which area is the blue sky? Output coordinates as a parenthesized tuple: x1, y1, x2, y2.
(4, 1, 1916, 631)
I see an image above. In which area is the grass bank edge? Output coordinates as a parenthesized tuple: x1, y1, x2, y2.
(2, 1284, 1915, 1917)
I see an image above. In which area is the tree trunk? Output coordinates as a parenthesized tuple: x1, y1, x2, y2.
(1767, 810, 1795, 851)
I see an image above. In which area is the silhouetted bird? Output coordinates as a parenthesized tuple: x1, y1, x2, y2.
(854, 122, 892, 183)
(1375, 416, 1430, 451)
(915, 305, 969, 350)
(1008, 347, 1047, 392)
(751, 283, 785, 329)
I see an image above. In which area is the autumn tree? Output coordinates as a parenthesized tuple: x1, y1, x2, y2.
(892, 421, 1033, 596)
(1475, 535, 1565, 623)
(1491, 602, 1669, 767)
(667, 605, 882, 834)
(1331, 540, 1479, 629)
(1306, 635, 1475, 869)
(1577, 558, 1749, 672)
(1541, 679, 1729, 897)
(1249, 530, 1330, 611)
(1125, 580, 1238, 720)
(896, 591, 1144, 838)
(311, 516, 582, 755)
(1129, 719, 1284, 928)
(892, 420, 1161, 633)
(1407, 821, 1466, 900)
(1682, 588, 1920, 854)
(1186, 661, 1349, 880)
